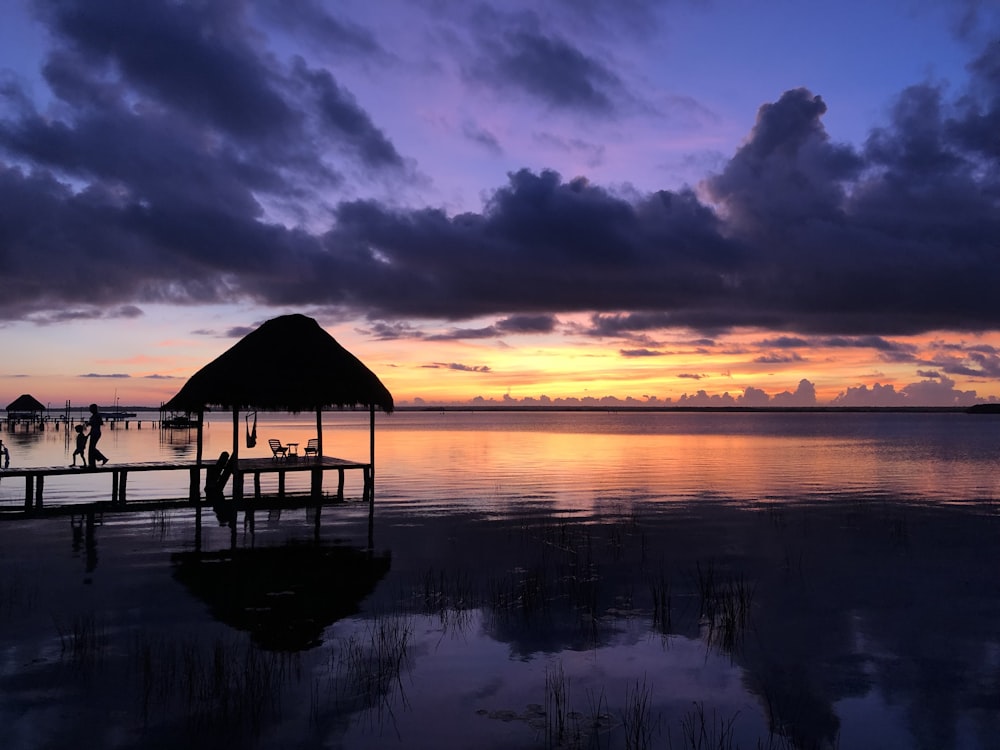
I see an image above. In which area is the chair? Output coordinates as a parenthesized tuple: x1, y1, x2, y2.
(304, 438, 319, 457)
(268, 438, 289, 460)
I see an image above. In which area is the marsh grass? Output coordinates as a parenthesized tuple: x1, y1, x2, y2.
(54, 612, 106, 666)
(621, 677, 658, 750)
(324, 612, 414, 730)
(130, 631, 300, 739)
(649, 570, 672, 632)
(693, 562, 756, 655)
(414, 566, 478, 635)
(670, 701, 739, 749)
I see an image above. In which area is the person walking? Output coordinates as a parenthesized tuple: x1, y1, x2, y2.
(87, 404, 108, 467)
(71, 424, 88, 467)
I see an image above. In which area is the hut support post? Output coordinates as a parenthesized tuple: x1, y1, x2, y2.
(316, 408, 322, 458)
(368, 404, 375, 521)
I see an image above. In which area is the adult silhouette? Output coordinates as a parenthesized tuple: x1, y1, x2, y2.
(87, 403, 109, 467)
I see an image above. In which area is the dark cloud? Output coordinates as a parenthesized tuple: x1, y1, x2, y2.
(79, 373, 130, 378)
(758, 336, 809, 348)
(253, 0, 384, 59)
(223, 326, 257, 338)
(467, 16, 622, 113)
(620, 348, 665, 357)
(821, 336, 914, 352)
(462, 121, 503, 155)
(496, 314, 558, 333)
(754, 352, 804, 364)
(423, 362, 491, 373)
(1, 0, 999, 350)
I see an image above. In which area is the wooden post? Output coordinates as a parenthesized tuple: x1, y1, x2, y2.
(311, 468, 322, 500)
(337, 468, 345, 501)
(118, 470, 128, 505)
(112, 472, 119, 504)
(369, 404, 376, 520)
(36, 475, 44, 508)
(315, 408, 323, 458)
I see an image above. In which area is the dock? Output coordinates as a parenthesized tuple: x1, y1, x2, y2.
(0, 455, 373, 514)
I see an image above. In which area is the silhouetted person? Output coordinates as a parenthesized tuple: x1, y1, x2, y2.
(0, 439, 8, 469)
(71, 424, 88, 467)
(87, 404, 108, 467)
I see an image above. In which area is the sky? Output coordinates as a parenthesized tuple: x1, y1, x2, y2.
(1, 0, 999, 409)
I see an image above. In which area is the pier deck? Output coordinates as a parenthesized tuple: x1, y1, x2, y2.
(0, 455, 372, 513)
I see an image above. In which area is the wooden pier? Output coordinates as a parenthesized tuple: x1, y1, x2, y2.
(0, 455, 372, 514)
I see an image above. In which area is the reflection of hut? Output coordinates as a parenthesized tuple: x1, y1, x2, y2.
(5, 394, 46, 421)
(172, 543, 391, 650)
(162, 313, 393, 496)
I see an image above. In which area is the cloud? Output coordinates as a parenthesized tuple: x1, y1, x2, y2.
(462, 121, 503, 155)
(0, 0, 999, 351)
(620, 348, 665, 357)
(423, 362, 491, 372)
(79, 372, 131, 378)
(754, 352, 804, 364)
(466, 13, 623, 113)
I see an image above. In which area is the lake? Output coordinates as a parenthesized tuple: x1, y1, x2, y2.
(0, 410, 998, 749)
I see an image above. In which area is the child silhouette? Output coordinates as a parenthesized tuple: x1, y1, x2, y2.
(71, 424, 88, 467)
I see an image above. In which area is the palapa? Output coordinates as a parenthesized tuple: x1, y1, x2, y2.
(5, 394, 47, 414)
(162, 313, 393, 414)
(162, 314, 393, 495)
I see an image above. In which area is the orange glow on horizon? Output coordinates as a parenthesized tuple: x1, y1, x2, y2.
(4, 319, 999, 408)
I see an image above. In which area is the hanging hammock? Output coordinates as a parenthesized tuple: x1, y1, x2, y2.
(245, 411, 257, 448)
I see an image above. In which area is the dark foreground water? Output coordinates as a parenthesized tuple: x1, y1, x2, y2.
(1, 410, 998, 749)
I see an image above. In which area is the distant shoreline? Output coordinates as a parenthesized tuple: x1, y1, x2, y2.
(8, 404, 995, 415)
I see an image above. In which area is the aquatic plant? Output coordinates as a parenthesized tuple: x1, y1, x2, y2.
(621, 677, 658, 750)
(693, 562, 756, 655)
(129, 631, 299, 739)
(670, 701, 739, 750)
(54, 612, 106, 666)
(325, 613, 414, 730)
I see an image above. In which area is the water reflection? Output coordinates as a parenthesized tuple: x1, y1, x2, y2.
(172, 543, 391, 651)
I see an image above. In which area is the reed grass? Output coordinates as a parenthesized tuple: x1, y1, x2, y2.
(621, 677, 657, 750)
(693, 562, 756, 655)
(129, 630, 300, 739)
(325, 612, 414, 729)
(54, 612, 106, 665)
(670, 701, 739, 749)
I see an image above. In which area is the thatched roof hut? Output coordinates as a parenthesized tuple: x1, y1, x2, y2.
(5, 394, 46, 418)
(163, 313, 393, 474)
(163, 314, 393, 414)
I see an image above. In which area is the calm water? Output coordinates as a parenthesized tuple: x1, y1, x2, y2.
(1, 410, 998, 749)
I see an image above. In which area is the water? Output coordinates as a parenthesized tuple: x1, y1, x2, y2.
(1, 410, 998, 749)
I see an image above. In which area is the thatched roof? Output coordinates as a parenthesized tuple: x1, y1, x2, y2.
(163, 314, 394, 413)
(6, 394, 46, 412)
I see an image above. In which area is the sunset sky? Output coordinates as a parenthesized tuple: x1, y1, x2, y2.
(2, 0, 999, 408)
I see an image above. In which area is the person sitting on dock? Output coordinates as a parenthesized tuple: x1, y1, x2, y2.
(87, 403, 109, 467)
(71, 425, 88, 467)
(0, 439, 8, 469)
